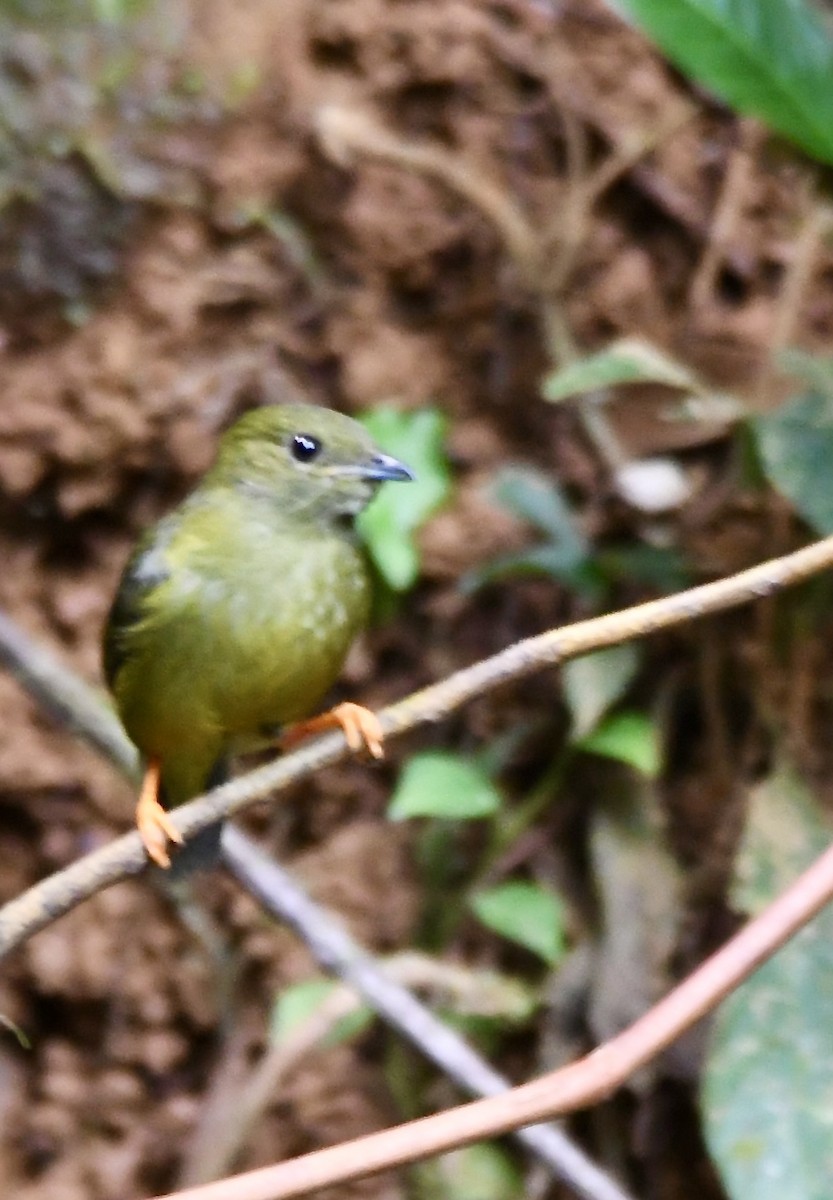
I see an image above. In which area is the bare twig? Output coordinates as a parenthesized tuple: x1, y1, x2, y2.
(0, 611, 635, 1200)
(0, 610, 139, 777)
(4, 540, 833, 1198)
(3, 533, 833, 955)
(182, 945, 625, 1199)
(216, 831, 631, 1200)
(155, 829, 833, 1200)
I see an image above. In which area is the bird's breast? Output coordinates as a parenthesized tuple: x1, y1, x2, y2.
(115, 519, 371, 765)
(198, 531, 370, 732)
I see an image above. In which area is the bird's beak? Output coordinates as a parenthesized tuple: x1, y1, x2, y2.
(360, 452, 415, 483)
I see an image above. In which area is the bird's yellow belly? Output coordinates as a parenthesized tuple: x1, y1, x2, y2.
(116, 537, 370, 774)
(216, 580, 366, 734)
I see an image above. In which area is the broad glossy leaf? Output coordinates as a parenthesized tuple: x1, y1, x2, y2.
(611, 0, 833, 164)
(702, 764, 833, 1199)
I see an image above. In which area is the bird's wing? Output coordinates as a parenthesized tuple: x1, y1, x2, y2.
(103, 534, 172, 689)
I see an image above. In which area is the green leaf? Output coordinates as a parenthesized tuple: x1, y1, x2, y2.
(389, 751, 503, 821)
(470, 881, 566, 966)
(612, 0, 833, 165)
(542, 337, 699, 403)
(462, 545, 605, 600)
(579, 710, 661, 777)
(358, 406, 451, 591)
(753, 390, 833, 533)
(269, 979, 336, 1045)
(492, 467, 590, 553)
(563, 644, 640, 740)
(702, 764, 833, 1199)
(464, 466, 603, 598)
(270, 979, 372, 1049)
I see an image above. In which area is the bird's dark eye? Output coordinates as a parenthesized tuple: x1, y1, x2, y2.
(290, 433, 322, 462)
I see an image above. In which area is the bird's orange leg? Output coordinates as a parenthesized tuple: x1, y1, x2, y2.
(136, 758, 184, 869)
(280, 702, 385, 759)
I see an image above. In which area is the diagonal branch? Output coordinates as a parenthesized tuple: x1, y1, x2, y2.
(0, 611, 632, 1200)
(155, 828, 833, 1200)
(2, 532, 833, 955)
(219, 829, 633, 1200)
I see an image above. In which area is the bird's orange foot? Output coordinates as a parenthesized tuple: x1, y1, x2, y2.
(136, 759, 183, 869)
(281, 702, 385, 759)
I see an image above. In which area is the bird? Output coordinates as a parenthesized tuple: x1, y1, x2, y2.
(104, 403, 413, 871)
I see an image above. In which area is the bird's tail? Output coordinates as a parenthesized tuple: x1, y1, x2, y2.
(161, 758, 228, 880)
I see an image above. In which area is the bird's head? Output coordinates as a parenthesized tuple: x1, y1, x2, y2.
(208, 403, 414, 521)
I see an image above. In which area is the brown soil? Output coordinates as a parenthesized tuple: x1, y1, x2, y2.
(2, 1, 832, 1197)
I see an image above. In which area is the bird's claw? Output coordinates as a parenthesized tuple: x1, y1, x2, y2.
(332, 702, 385, 759)
(281, 701, 385, 759)
(136, 761, 183, 869)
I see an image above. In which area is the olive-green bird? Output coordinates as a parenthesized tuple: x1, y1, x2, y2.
(104, 403, 413, 871)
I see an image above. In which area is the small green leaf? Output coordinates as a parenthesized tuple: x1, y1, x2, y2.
(470, 881, 566, 966)
(465, 466, 602, 598)
(702, 763, 833, 1200)
(463, 545, 604, 600)
(358, 406, 451, 590)
(579, 711, 661, 777)
(753, 390, 833, 533)
(563, 644, 640, 740)
(270, 979, 336, 1045)
(492, 467, 590, 553)
(612, 0, 833, 165)
(270, 979, 372, 1049)
(389, 751, 503, 821)
(323, 1005, 375, 1047)
(542, 337, 699, 403)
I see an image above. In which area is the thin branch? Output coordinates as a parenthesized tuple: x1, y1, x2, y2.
(217, 830, 631, 1200)
(241, 832, 624, 1190)
(155, 829, 833, 1200)
(0, 611, 634, 1200)
(180, 952, 527, 1186)
(2, 533, 833, 955)
(0, 610, 139, 777)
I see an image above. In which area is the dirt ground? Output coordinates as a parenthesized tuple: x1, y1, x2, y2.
(1, 1, 833, 1197)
